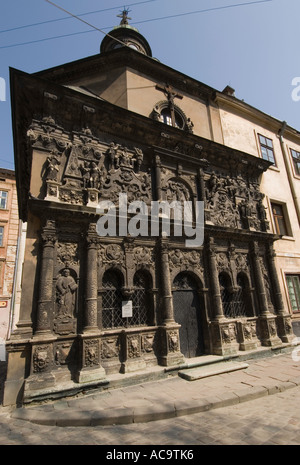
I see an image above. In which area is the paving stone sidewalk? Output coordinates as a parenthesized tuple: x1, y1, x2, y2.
(5, 348, 300, 427)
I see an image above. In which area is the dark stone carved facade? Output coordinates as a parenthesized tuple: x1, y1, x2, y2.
(5, 67, 295, 405)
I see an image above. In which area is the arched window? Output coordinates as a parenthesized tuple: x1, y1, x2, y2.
(102, 270, 123, 329)
(151, 101, 193, 132)
(235, 273, 253, 317)
(131, 271, 152, 326)
(219, 272, 252, 318)
(219, 273, 233, 318)
(160, 108, 184, 129)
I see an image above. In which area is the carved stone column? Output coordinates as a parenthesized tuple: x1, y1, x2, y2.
(23, 221, 57, 398)
(83, 229, 99, 332)
(154, 155, 162, 201)
(77, 223, 106, 384)
(159, 238, 175, 325)
(207, 238, 224, 320)
(197, 168, 206, 203)
(35, 220, 56, 336)
(157, 238, 184, 366)
(250, 242, 270, 317)
(250, 241, 282, 347)
(266, 243, 294, 343)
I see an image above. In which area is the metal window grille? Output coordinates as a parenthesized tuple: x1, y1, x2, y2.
(102, 272, 124, 329)
(219, 274, 247, 319)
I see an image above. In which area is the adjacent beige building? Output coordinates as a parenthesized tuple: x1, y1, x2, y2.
(215, 92, 300, 320)
(0, 169, 20, 359)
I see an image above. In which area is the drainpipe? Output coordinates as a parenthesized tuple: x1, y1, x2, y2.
(278, 121, 300, 227)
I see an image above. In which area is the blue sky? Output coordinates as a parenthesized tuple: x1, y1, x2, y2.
(0, 0, 299, 170)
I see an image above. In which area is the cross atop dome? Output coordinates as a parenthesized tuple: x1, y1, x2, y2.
(117, 8, 132, 25)
(100, 9, 152, 57)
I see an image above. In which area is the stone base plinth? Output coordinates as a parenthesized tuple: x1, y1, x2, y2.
(258, 316, 282, 347)
(276, 314, 295, 343)
(76, 366, 106, 384)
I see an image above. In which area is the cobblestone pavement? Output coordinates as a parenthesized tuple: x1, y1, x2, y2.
(0, 378, 300, 445)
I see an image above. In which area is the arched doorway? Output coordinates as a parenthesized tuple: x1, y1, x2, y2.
(173, 272, 204, 358)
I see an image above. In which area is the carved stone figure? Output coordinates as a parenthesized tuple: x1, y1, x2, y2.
(46, 155, 60, 181)
(81, 161, 91, 188)
(133, 147, 143, 172)
(56, 269, 78, 317)
(107, 142, 119, 171)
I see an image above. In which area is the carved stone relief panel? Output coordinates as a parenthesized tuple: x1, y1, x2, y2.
(205, 171, 269, 232)
(169, 249, 203, 272)
(141, 332, 156, 355)
(33, 345, 52, 373)
(235, 253, 249, 272)
(221, 323, 237, 345)
(216, 252, 231, 272)
(101, 336, 120, 360)
(167, 330, 180, 353)
(83, 338, 100, 368)
(127, 335, 141, 359)
(56, 242, 79, 268)
(133, 246, 154, 267)
(98, 243, 125, 267)
(28, 118, 152, 207)
(54, 341, 76, 366)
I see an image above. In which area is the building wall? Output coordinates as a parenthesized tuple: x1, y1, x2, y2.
(0, 170, 20, 359)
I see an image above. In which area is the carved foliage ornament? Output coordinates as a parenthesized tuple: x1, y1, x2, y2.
(57, 242, 79, 267)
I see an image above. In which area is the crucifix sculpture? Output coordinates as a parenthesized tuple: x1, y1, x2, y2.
(155, 83, 183, 127)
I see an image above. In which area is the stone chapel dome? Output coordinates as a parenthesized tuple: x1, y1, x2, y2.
(100, 9, 152, 57)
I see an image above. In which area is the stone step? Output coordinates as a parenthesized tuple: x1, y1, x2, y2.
(178, 361, 249, 381)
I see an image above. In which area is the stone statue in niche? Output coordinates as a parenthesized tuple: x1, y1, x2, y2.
(133, 147, 143, 173)
(90, 161, 102, 189)
(119, 146, 133, 168)
(56, 268, 78, 317)
(81, 161, 91, 188)
(80, 160, 104, 190)
(45, 154, 61, 181)
(107, 142, 120, 171)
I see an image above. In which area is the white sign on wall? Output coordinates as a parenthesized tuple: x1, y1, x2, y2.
(122, 300, 133, 318)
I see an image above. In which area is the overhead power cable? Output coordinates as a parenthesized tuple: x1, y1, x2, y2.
(0, 0, 273, 50)
(0, 0, 157, 34)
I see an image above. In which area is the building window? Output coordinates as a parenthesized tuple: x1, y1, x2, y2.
(286, 275, 300, 313)
(0, 191, 8, 209)
(160, 108, 184, 129)
(258, 134, 276, 165)
(290, 149, 300, 176)
(0, 226, 4, 247)
(271, 202, 288, 236)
